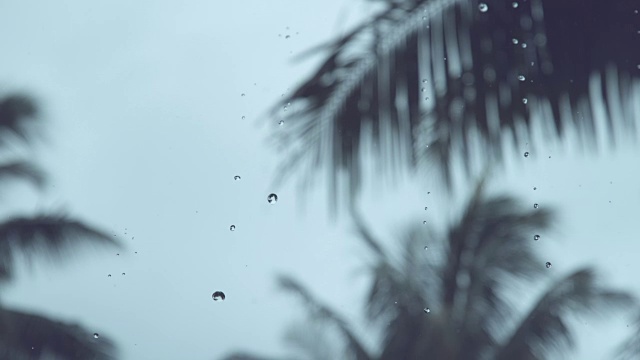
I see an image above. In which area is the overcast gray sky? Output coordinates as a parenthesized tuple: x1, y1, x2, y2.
(1, 1, 639, 359)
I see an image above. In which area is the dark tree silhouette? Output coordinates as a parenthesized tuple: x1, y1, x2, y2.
(223, 180, 635, 360)
(270, 0, 640, 210)
(0, 92, 120, 359)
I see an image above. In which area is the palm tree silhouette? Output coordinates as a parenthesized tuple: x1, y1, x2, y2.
(222, 180, 635, 359)
(0, 93, 120, 359)
(270, 0, 640, 210)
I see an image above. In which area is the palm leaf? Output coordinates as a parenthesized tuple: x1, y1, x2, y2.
(0, 306, 117, 360)
(271, 0, 640, 210)
(0, 94, 38, 145)
(495, 268, 636, 360)
(0, 214, 121, 281)
(277, 275, 372, 360)
(0, 161, 46, 189)
(614, 310, 640, 360)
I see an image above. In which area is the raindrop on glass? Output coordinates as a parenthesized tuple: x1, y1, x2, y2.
(241, 93, 245, 97)
(533, 187, 537, 190)
(230, 225, 236, 231)
(422, 79, 428, 83)
(93, 333, 99, 339)
(422, 16, 427, 20)
(478, 3, 488, 12)
(278, 120, 284, 126)
(122, 272, 126, 276)
(424, 207, 428, 210)
(545, 262, 552, 268)
(518, 75, 526, 81)
(421, 87, 426, 92)
(512, 38, 519, 44)
(522, 98, 528, 104)
(267, 193, 278, 204)
(425, 97, 430, 100)
(524, 151, 529, 157)
(423, 220, 427, 224)
(285, 35, 290, 39)
(512, 2, 519, 8)
(212, 291, 226, 301)
(424, 308, 431, 313)
(521, 43, 527, 48)
(534, 203, 539, 209)
(107, 274, 111, 277)
(241, 116, 245, 120)
(234, 175, 241, 180)
(534, 234, 540, 241)
(424, 246, 429, 251)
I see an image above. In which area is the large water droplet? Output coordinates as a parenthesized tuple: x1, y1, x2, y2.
(234, 175, 241, 180)
(534, 234, 540, 241)
(267, 193, 278, 204)
(545, 262, 552, 268)
(518, 75, 526, 81)
(424, 308, 431, 313)
(93, 333, 99, 339)
(212, 291, 226, 301)
(512, 2, 519, 8)
(533, 203, 539, 209)
(524, 151, 529, 157)
(230, 225, 236, 231)
(478, 3, 488, 12)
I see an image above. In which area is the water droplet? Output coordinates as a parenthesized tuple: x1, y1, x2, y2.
(212, 291, 226, 301)
(425, 97, 430, 100)
(93, 333, 99, 339)
(424, 308, 431, 313)
(518, 75, 526, 81)
(545, 262, 552, 268)
(122, 272, 125, 276)
(534, 203, 539, 209)
(421, 87, 426, 92)
(241, 116, 245, 120)
(424, 246, 428, 251)
(422, 79, 428, 83)
(422, 16, 426, 20)
(524, 151, 529, 157)
(512, 38, 519, 44)
(285, 35, 290, 39)
(424, 206, 428, 210)
(422, 220, 427, 224)
(107, 274, 111, 277)
(478, 3, 488, 12)
(534, 234, 540, 241)
(234, 175, 241, 180)
(230, 225, 236, 231)
(522, 98, 528, 104)
(241, 93, 245, 97)
(278, 120, 284, 126)
(521, 43, 527, 48)
(512, 2, 519, 8)
(533, 187, 537, 190)
(267, 193, 278, 204)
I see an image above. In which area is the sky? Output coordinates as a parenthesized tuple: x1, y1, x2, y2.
(1, 1, 639, 359)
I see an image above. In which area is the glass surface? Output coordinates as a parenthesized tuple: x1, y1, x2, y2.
(1, 1, 639, 359)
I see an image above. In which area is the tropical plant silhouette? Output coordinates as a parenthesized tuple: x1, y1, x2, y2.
(0, 93, 120, 359)
(270, 0, 640, 210)
(223, 180, 636, 359)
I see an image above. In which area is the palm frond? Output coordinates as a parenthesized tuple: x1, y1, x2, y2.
(0, 94, 38, 145)
(0, 214, 121, 281)
(283, 320, 341, 360)
(495, 268, 635, 360)
(0, 306, 117, 360)
(614, 309, 640, 360)
(0, 161, 46, 188)
(271, 0, 640, 211)
(277, 276, 372, 360)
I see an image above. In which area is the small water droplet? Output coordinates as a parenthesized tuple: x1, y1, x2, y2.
(534, 203, 539, 209)
(107, 274, 111, 277)
(478, 3, 488, 12)
(93, 333, 99, 339)
(285, 35, 290, 39)
(241, 93, 245, 97)
(534, 234, 540, 241)
(424, 308, 431, 313)
(230, 225, 236, 231)
(421, 87, 426, 92)
(278, 120, 284, 126)
(522, 98, 528, 104)
(521, 43, 527, 48)
(212, 291, 226, 301)
(512, 38, 519, 44)
(424, 246, 428, 251)
(545, 262, 552, 268)
(518, 75, 526, 81)
(524, 151, 529, 157)
(422, 220, 427, 224)
(241, 116, 245, 120)
(424, 207, 428, 210)
(422, 79, 428, 83)
(512, 2, 519, 8)
(425, 97, 430, 100)
(234, 175, 241, 180)
(267, 193, 278, 204)
(533, 187, 537, 190)
(122, 272, 125, 276)
(422, 16, 427, 20)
